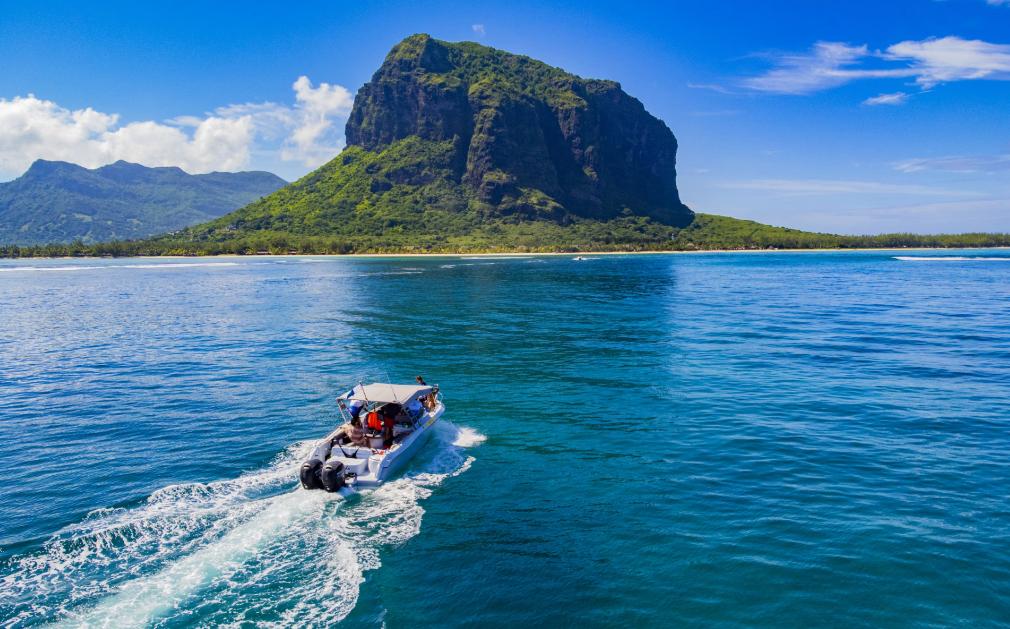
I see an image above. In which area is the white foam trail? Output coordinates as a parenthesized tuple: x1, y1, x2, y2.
(2, 423, 484, 627)
(893, 256, 1010, 261)
(58, 490, 338, 628)
(1, 443, 314, 627)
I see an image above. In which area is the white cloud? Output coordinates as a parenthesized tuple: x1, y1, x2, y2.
(742, 36, 1010, 96)
(0, 75, 353, 180)
(472, 24, 486, 37)
(884, 37, 1010, 88)
(0, 95, 254, 178)
(721, 178, 977, 197)
(862, 91, 909, 106)
(893, 153, 1010, 173)
(686, 82, 736, 94)
(282, 76, 354, 166)
(987, 0, 1010, 6)
(741, 43, 913, 95)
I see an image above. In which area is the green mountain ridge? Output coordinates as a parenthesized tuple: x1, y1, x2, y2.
(3, 35, 1009, 257)
(0, 160, 286, 245)
(143, 33, 702, 252)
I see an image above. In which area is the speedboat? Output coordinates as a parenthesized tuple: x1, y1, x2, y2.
(300, 381, 444, 491)
(573, 256, 588, 261)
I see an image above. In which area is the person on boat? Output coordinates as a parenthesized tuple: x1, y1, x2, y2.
(365, 407, 396, 447)
(340, 416, 368, 447)
(382, 409, 396, 448)
(366, 409, 384, 434)
(416, 375, 437, 410)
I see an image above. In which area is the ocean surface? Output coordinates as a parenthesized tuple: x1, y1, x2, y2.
(1, 251, 1008, 627)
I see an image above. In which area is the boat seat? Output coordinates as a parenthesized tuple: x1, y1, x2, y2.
(330, 456, 368, 475)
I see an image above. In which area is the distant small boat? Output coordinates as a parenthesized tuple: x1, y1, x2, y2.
(573, 256, 589, 261)
(300, 381, 444, 491)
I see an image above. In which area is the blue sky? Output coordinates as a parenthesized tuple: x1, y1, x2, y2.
(0, 0, 1008, 233)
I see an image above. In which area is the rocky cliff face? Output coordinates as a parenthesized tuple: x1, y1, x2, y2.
(345, 34, 693, 226)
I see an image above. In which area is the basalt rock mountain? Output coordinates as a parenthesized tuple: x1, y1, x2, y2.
(181, 34, 693, 250)
(343, 34, 693, 226)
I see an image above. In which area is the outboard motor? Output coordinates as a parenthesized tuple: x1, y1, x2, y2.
(321, 460, 346, 492)
(300, 459, 323, 490)
(300, 439, 336, 490)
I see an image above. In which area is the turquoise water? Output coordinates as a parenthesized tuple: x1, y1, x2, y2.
(1, 251, 1009, 627)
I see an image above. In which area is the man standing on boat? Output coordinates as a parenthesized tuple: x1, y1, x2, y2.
(416, 376, 437, 410)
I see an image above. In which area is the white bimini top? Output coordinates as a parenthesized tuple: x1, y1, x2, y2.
(338, 382, 432, 404)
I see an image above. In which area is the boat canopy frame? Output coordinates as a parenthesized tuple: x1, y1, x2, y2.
(338, 382, 433, 405)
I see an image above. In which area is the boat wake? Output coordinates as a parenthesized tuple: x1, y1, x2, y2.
(0, 422, 483, 628)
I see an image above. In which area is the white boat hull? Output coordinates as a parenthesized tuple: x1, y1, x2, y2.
(301, 402, 445, 491)
(353, 402, 444, 487)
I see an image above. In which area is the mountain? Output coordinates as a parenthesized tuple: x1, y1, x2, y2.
(173, 34, 694, 252)
(7, 36, 1007, 257)
(345, 34, 692, 226)
(0, 160, 286, 245)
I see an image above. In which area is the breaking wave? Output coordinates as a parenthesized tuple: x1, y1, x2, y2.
(0, 262, 241, 273)
(893, 256, 1010, 261)
(0, 422, 482, 628)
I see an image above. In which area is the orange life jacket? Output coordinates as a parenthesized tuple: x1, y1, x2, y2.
(367, 411, 382, 431)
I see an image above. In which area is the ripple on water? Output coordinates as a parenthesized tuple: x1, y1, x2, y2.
(1, 252, 1009, 626)
(0, 422, 482, 627)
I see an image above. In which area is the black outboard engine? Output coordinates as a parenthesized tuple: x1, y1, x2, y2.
(301, 438, 337, 490)
(321, 460, 346, 492)
(300, 459, 323, 490)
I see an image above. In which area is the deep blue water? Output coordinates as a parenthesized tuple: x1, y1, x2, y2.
(1, 251, 1009, 627)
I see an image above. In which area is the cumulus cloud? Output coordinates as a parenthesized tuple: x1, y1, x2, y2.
(741, 36, 1010, 96)
(0, 95, 254, 177)
(0, 75, 353, 180)
(862, 91, 909, 106)
(283, 76, 354, 166)
(472, 24, 486, 37)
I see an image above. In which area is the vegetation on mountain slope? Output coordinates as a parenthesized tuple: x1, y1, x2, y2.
(0, 160, 285, 245)
(4, 211, 1008, 257)
(3, 35, 1007, 257)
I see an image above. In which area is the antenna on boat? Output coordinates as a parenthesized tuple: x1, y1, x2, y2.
(357, 381, 371, 407)
(378, 367, 397, 404)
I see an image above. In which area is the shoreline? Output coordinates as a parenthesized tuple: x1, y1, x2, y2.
(5, 245, 1010, 261)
